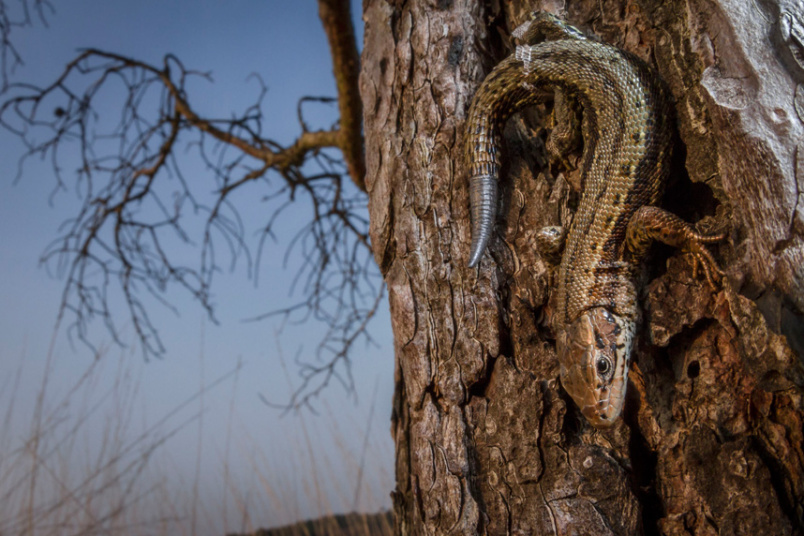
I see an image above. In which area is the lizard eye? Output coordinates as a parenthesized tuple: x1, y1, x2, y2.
(596, 357, 612, 378)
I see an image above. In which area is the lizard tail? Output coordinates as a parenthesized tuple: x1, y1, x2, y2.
(467, 174, 498, 267)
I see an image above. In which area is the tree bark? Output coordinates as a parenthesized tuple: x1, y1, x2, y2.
(361, 0, 804, 534)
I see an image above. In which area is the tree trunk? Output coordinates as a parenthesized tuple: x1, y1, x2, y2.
(361, 0, 804, 534)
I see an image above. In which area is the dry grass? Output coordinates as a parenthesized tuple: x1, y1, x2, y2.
(0, 344, 393, 536)
(229, 511, 393, 536)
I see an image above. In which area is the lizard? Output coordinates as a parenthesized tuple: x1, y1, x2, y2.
(465, 12, 724, 428)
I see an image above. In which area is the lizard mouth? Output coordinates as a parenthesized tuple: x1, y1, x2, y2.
(580, 392, 621, 429)
(576, 357, 628, 429)
(557, 308, 633, 429)
(559, 345, 627, 429)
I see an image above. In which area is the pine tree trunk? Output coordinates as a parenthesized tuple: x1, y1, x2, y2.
(361, 0, 804, 534)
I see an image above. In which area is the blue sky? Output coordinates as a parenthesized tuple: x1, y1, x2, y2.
(0, 1, 394, 533)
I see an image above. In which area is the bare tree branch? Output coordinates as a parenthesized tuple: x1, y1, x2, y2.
(1, 0, 380, 405)
(318, 0, 366, 192)
(0, 0, 53, 89)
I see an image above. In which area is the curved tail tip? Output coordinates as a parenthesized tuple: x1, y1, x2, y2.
(467, 174, 498, 268)
(467, 236, 489, 268)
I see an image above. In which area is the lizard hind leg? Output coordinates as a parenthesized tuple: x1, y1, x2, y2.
(626, 206, 726, 288)
(535, 225, 567, 261)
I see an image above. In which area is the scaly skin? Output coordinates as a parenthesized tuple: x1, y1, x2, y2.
(466, 13, 723, 428)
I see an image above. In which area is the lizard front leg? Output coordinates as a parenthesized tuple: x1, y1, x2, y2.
(626, 206, 725, 288)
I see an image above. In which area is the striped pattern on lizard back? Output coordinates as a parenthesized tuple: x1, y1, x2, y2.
(465, 38, 674, 327)
(465, 13, 724, 429)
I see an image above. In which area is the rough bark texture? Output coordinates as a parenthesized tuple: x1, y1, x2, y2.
(360, 0, 804, 534)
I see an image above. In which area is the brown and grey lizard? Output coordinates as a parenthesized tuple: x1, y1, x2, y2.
(465, 12, 723, 428)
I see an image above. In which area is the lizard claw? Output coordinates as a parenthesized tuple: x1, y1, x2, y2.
(685, 232, 726, 290)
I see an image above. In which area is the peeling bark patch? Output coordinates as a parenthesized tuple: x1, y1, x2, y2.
(795, 84, 804, 124)
(680, 429, 793, 535)
(752, 390, 804, 534)
(777, 9, 804, 80)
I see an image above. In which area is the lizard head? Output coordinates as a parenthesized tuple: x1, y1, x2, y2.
(557, 307, 635, 429)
